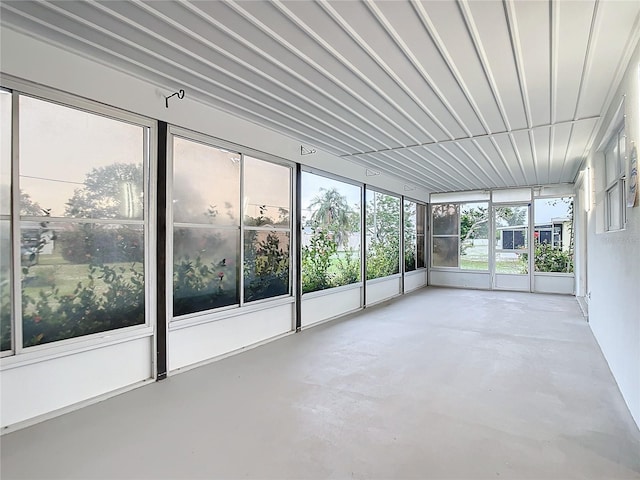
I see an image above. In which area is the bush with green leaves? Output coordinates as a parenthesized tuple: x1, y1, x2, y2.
(244, 231, 289, 302)
(301, 228, 338, 294)
(173, 254, 237, 316)
(21, 262, 144, 347)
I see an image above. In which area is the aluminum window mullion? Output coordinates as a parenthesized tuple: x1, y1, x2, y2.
(11, 91, 22, 354)
(239, 154, 245, 307)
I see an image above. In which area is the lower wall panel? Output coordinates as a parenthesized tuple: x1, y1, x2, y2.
(534, 274, 575, 294)
(404, 270, 427, 292)
(301, 287, 362, 328)
(168, 303, 293, 372)
(430, 270, 491, 289)
(0, 336, 153, 428)
(367, 276, 401, 305)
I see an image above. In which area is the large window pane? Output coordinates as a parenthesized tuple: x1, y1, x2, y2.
(432, 204, 459, 235)
(173, 227, 239, 316)
(460, 202, 489, 270)
(366, 190, 400, 280)
(19, 96, 145, 220)
(494, 205, 529, 274)
(432, 237, 459, 268)
(20, 222, 145, 347)
(416, 204, 426, 268)
(173, 137, 240, 225)
(244, 156, 290, 227)
(244, 231, 289, 302)
(301, 173, 361, 293)
(404, 200, 417, 272)
(1, 220, 11, 351)
(533, 197, 574, 273)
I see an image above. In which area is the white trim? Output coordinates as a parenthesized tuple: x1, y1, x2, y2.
(0, 327, 153, 371)
(169, 295, 295, 331)
(302, 281, 363, 300)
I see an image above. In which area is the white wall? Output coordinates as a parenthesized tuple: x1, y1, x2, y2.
(1, 336, 153, 428)
(169, 302, 293, 372)
(404, 269, 427, 292)
(366, 275, 402, 305)
(586, 41, 640, 428)
(301, 285, 362, 328)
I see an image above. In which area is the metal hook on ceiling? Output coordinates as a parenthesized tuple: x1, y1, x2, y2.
(165, 89, 185, 108)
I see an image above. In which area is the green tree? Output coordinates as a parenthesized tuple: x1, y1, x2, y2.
(308, 188, 358, 247)
(366, 192, 400, 279)
(65, 163, 143, 219)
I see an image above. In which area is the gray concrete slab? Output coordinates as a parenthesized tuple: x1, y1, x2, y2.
(2, 287, 639, 479)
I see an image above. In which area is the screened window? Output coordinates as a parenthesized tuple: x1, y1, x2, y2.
(301, 172, 361, 293)
(533, 197, 574, 273)
(366, 190, 400, 280)
(460, 202, 489, 270)
(5, 94, 149, 349)
(431, 204, 459, 268)
(403, 200, 426, 272)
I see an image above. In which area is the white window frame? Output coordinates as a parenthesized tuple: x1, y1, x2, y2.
(167, 126, 294, 325)
(0, 76, 156, 363)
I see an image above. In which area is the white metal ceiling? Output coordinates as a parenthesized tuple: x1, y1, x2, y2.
(1, 0, 639, 193)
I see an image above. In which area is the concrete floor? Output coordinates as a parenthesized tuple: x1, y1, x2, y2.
(2, 287, 639, 479)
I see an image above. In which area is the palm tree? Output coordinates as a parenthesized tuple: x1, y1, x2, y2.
(307, 187, 357, 247)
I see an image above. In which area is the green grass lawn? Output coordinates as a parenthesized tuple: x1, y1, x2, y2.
(22, 253, 143, 311)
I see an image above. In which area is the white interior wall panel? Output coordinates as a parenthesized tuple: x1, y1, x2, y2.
(301, 287, 362, 329)
(0, 337, 153, 429)
(366, 277, 402, 306)
(168, 303, 293, 372)
(587, 39, 640, 429)
(430, 270, 491, 290)
(533, 274, 575, 295)
(404, 270, 427, 293)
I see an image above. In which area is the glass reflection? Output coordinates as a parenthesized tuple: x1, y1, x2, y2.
(243, 156, 290, 227)
(20, 222, 145, 347)
(173, 227, 239, 316)
(19, 95, 145, 219)
(173, 137, 240, 225)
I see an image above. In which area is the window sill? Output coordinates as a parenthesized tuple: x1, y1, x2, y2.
(169, 295, 295, 331)
(0, 324, 154, 371)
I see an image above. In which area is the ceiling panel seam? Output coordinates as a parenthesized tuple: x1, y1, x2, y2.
(355, 154, 445, 191)
(489, 136, 519, 185)
(86, 0, 375, 154)
(388, 149, 462, 191)
(503, 0, 534, 129)
(453, 142, 507, 187)
(547, 124, 554, 184)
(364, 1, 474, 138)
(308, 0, 442, 142)
(436, 143, 495, 187)
(27, 1, 359, 155)
(469, 138, 510, 187)
(0, 10, 352, 158)
(244, 0, 423, 146)
(557, 124, 574, 184)
(527, 130, 540, 184)
(338, 117, 599, 159)
(458, 0, 514, 132)
(550, 0, 559, 126)
(176, 0, 404, 151)
(411, 1, 492, 135)
(420, 145, 482, 189)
